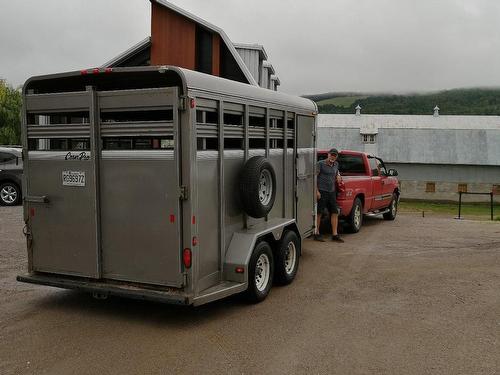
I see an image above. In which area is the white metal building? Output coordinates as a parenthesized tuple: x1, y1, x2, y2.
(318, 110, 500, 202)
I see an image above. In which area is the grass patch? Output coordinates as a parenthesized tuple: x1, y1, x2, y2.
(399, 200, 500, 220)
(316, 96, 368, 107)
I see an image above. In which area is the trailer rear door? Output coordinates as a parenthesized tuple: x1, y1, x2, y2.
(25, 86, 184, 287)
(98, 88, 183, 287)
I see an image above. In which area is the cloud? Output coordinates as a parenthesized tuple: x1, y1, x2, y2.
(1, 0, 499, 95)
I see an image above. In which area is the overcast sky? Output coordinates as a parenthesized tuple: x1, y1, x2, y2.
(1, 0, 500, 95)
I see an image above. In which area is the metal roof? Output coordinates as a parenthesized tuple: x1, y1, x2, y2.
(318, 114, 500, 130)
(101, 37, 151, 68)
(262, 61, 275, 74)
(24, 66, 315, 113)
(178, 67, 312, 111)
(151, 0, 258, 86)
(270, 75, 281, 86)
(234, 43, 268, 60)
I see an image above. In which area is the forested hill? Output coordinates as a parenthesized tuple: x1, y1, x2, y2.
(304, 88, 500, 115)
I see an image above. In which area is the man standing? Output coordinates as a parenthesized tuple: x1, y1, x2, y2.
(314, 148, 344, 242)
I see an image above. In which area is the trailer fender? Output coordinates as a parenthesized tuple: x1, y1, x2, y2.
(223, 218, 296, 283)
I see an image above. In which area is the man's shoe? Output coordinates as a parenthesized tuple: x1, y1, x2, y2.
(313, 234, 325, 242)
(332, 235, 344, 243)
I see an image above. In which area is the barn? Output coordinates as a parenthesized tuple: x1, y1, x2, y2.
(318, 109, 500, 202)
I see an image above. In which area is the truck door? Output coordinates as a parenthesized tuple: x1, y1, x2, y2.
(368, 157, 384, 209)
(98, 87, 184, 287)
(296, 115, 316, 235)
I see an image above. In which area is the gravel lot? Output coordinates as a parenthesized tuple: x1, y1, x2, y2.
(1, 206, 499, 375)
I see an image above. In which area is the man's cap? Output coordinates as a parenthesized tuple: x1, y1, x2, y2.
(328, 148, 339, 156)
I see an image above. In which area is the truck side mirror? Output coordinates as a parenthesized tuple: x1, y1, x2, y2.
(388, 169, 398, 176)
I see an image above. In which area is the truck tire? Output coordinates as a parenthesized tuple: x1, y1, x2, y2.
(347, 197, 363, 233)
(0, 182, 21, 206)
(274, 230, 300, 285)
(245, 241, 274, 303)
(383, 193, 398, 220)
(239, 156, 276, 218)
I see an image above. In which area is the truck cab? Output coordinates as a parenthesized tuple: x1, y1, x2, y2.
(317, 150, 400, 233)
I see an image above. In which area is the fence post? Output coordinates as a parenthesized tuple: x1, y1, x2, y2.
(491, 192, 494, 221)
(457, 191, 462, 219)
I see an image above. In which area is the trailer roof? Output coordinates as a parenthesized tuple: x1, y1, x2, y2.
(24, 66, 316, 113)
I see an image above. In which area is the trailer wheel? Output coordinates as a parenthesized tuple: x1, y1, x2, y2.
(239, 156, 276, 218)
(383, 193, 398, 220)
(245, 241, 274, 303)
(274, 230, 300, 285)
(0, 182, 21, 206)
(347, 197, 363, 233)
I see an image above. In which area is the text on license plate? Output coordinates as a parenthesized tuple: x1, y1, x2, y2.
(62, 171, 86, 187)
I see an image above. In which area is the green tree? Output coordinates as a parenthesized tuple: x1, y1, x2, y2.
(0, 80, 22, 145)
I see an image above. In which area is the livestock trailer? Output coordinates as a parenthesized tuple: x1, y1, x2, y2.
(17, 66, 317, 306)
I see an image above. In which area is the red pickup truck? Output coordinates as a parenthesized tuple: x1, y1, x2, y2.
(317, 150, 400, 233)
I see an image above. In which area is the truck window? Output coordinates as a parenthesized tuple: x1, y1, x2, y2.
(0, 152, 16, 163)
(338, 154, 365, 175)
(376, 159, 387, 175)
(368, 157, 379, 176)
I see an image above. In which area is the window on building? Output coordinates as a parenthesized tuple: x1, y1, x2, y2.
(362, 134, 376, 144)
(426, 182, 436, 193)
(458, 184, 468, 193)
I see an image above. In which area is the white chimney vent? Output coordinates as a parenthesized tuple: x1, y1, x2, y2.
(433, 105, 440, 117)
(355, 104, 362, 116)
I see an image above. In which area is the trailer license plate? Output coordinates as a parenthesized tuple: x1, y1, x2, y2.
(62, 171, 86, 187)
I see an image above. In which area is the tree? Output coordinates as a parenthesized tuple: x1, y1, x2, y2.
(0, 80, 22, 145)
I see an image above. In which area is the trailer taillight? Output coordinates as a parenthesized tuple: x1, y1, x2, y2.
(190, 98, 196, 109)
(105, 67, 113, 74)
(192, 237, 198, 246)
(183, 248, 192, 269)
(80, 69, 88, 75)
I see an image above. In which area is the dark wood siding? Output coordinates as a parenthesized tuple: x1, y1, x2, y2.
(150, 2, 196, 69)
(212, 35, 220, 76)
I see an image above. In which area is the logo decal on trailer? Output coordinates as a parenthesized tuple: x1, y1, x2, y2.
(65, 152, 90, 161)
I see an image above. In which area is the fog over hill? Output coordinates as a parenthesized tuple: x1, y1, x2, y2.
(304, 87, 500, 115)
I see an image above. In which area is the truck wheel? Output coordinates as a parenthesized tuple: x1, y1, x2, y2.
(0, 182, 21, 206)
(383, 193, 398, 220)
(347, 197, 363, 233)
(274, 230, 300, 285)
(245, 241, 274, 303)
(239, 156, 276, 218)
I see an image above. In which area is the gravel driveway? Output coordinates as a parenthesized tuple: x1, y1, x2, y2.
(1, 206, 499, 374)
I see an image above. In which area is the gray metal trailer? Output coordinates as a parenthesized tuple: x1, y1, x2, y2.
(17, 66, 317, 306)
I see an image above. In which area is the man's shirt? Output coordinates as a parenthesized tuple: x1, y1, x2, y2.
(317, 159, 339, 193)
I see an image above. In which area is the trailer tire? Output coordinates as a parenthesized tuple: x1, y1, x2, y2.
(274, 230, 300, 285)
(383, 193, 398, 220)
(347, 197, 363, 233)
(239, 156, 276, 218)
(245, 241, 274, 303)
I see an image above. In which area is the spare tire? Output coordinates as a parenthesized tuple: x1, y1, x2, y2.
(239, 156, 276, 218)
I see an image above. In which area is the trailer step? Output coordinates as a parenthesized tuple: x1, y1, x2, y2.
(193, 281, 247, 306)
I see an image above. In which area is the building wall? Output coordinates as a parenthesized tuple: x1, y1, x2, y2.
(317, 114, 500, 202)
(236, 49, 260, 84)
(317, 127, 363, 151)
(378, 128, 500, 166)
(150, 2, 196, 69)
(385, 163, 500, 202)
